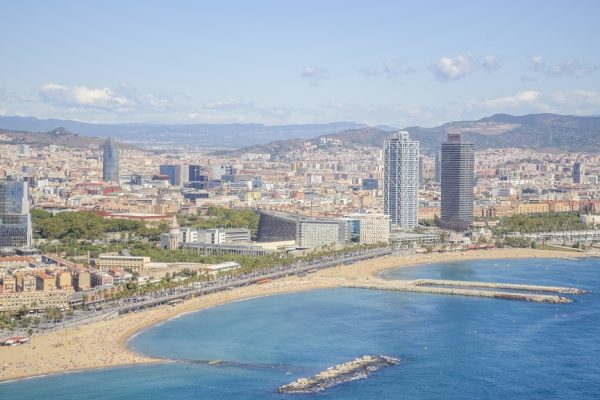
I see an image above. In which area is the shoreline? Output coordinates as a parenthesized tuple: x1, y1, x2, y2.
(0, 248, 585, 383)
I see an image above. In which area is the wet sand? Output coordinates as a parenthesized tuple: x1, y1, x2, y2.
(0, 248, 581, 383)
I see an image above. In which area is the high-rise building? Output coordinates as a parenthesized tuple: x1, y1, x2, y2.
(159, 165, 177, 185)
(434, 150, 442, 183)
(0, 180, 32, 247)
(440, 133, 474, 230)
(573, 161, 585, 184)
(176, 164, 189, 186)
(418, 156, 425, 188)
(102, 138, 119, 182)
(189, 165, 204, 182)
(157, 164, 188, 186)
(383, 131, 420, 228)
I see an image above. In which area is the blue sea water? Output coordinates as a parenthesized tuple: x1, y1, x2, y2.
(2, 258, 600, 399)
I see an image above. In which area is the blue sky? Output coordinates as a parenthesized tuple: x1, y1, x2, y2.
(1, 0, 599, 126)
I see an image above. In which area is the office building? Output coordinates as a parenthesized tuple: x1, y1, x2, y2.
(573, 161, 585, 184)
(440, 133, 475, 230)
(212, 165, 233, 180)
(344, 213, 390, 244)
(0, 180, 32, 247)
(189, 165, 205, 182)
(383, 131, 420, 228)
(296, 219, 347, 249)
(435, 150, 442, 183)
(362, 178, 378, 190)
(159, 165, 177, 186)
(176, 164, 189, 186)
(102, 138, 120, 182)
(256, 210, 297, 242)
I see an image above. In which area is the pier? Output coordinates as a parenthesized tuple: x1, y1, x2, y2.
(342, 278, 588, 304)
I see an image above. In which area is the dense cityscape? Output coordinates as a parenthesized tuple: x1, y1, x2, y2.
(2, 128, 600, 326)
(1, 1, 599, 399)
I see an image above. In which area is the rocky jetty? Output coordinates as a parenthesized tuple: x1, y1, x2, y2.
(278, 355, 399, 394)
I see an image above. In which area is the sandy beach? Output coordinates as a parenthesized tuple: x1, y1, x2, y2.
(0, 248, 584, 383)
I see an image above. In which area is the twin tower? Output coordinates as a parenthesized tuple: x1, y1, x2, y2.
(383, 131, 474, 231)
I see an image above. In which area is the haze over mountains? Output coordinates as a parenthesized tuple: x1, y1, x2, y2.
(0, 113, 599, 153)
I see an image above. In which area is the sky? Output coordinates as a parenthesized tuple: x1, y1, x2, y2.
(1, 0, 599, 127)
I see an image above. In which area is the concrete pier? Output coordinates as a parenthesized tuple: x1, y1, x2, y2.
(341, 278, 587, 304)
(412, 279, 587, 294)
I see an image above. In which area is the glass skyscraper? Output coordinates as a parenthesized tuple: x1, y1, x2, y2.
(0, 180, 32, 247)
(159, 165, 178, 185)
(103, 138, 120, 182)
(383, 131, 420, 229)
(573, 161, 585, 184)
(440, 133, 474, 230)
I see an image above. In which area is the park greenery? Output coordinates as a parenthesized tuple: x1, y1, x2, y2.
(496, 212, 588, 234)
(32, 209, 165, 241)
(0, 307, 69, 332)
(32, 207, 259, 243)
(180, 207, 259, 235)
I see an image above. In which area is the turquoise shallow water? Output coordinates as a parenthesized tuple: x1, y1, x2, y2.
(1, 257, 599, 399)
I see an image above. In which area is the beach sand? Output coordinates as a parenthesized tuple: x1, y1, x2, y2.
(0, 248, 582, 383)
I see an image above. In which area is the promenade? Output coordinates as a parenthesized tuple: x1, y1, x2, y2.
(0, 248, 585, 383)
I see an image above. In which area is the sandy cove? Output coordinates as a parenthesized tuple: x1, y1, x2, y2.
(0, 248, 583, 383)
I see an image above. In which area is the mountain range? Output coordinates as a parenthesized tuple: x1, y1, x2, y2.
(0, 116, 363, 149)
(222, 113, 600, 156)
(0, 113, 599, 153)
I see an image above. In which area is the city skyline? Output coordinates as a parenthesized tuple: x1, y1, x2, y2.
(1, 1, 599, 127)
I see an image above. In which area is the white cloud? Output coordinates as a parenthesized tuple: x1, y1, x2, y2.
(300, 66, 329, 86)
(434, 54, 502, 81)
(480, 55, 500, 70)
(479, 90, 541, 108)
(530, 56, 599, 78)
(469, 89, 600, 117)
(40, 83, 135, 109)
(531, 55, 544, 68)
(435, 54, 475, 80)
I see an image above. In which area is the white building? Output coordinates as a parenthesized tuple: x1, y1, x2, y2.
(346, 213, 390, 244)
(384, 131, 420, 229)
(296, 219, 347, 249)
(180, 227, 198, 244)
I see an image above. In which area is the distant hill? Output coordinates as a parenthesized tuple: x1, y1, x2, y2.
(225, 113, 600, 155)
(0, 116, 364, 148)
(0, 126, 131, 149)
(0, 113, 598, 153)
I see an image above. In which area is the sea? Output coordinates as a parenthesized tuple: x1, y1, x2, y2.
(1, 257, 599, 399)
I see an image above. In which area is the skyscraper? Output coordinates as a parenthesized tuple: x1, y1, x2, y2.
(159, 165, 177, 186)
(418, 156, 425, 188)
(0, 180, 32, 247)
(573, 161, 585, 184)
(383, 131, 420, 228)
(188, 165, 204, 181)
(434, 150, 442, 183)
(440, 133, 474, 230)
(102, 138, 120, 182)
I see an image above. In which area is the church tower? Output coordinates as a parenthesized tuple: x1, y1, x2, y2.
(169, 215, 180, 250)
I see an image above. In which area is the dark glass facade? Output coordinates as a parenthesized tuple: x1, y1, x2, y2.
(103, 138, 120, 182)
(256, 211, 297, 242)
(440, 134, 474, 231)
(0, 180, 32, 247)
(159, 165, 177, 185)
